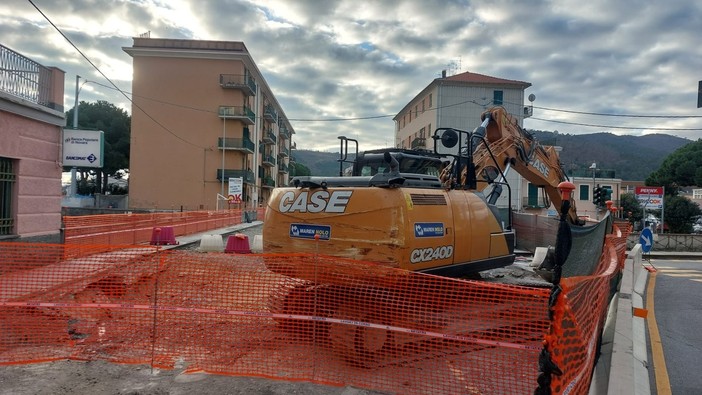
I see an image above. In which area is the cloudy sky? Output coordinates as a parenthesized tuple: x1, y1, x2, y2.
(2, 0, 701, 151)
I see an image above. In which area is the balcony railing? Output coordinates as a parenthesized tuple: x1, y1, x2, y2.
(0, 44, 62, 111)
(278, 163, 289, 174)
(219, 74, 256, 96)
(262, 128, 277, 145)
(262, 176, 275, 188)
(218, 106, 255, 125)
(411, 137, 427, 149)
(262, 154, 276, 167)
(567, 169, 617, 179)
(218, 137, 255, 153)
(278, 147, 289, 157)
(279, 126, 291, 140)
(217, 169, 255, 184)
(263, 104, 278, 123)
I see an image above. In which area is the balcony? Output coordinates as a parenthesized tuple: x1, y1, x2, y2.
(0, 44, 63, 112)
(218, 137, 255, 154)
(411, 137, 427, 149)
(263, 104, 278, 123)
(219, 74, 257, 96)
(279, 126, 291, 140)
(218, 106, 255, 125)
(262, 128, 277, 145)
(567, 169, 617, 179)
(262, 154, 276, 167)
(278, 147, 289, 157)
(278, 163, 289, 174)
(217, 169, 255, 184)
(262, 176, 275, 188)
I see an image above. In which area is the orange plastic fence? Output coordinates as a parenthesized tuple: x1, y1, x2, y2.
(544, 223, 632, 394)
(1, 243, 551, 394)
(63, 208, 265, 245)
(1, 225, 629, 394)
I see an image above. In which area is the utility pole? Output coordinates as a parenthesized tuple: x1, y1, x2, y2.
(69, 75, 80, 197)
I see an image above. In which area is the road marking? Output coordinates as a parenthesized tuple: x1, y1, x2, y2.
(646, 271, 672, 395)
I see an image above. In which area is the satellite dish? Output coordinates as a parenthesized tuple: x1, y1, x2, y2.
(528, 94, 536, 102)
(441, 129, 459, 148)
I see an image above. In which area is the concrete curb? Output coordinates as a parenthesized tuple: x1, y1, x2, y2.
(597, 244, 651, 395)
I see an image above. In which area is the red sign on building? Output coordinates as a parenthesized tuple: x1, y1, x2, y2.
(635, 186, 664, 195)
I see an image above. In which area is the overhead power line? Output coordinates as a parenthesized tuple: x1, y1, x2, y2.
(530, 117, 702, 131)
(27, 0, 206, 149)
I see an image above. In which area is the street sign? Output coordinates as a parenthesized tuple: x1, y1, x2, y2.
(640, 228, 653, 253)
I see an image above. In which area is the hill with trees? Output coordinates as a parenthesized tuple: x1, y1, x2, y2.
(293, 132, 692, 180)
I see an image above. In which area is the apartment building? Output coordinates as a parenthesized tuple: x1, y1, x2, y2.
(123, 38, 294, 211)
(394, 70, 532, 210)
(0, 44, 65, 242)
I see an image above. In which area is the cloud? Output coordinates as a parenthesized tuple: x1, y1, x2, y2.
(1, 0, 701, 150)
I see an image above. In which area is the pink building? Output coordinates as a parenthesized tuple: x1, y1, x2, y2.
(0, 44, 66, 242)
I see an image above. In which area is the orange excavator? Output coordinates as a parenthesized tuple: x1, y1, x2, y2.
(262, 106, 583, 366)
(263, 106, 581, 278)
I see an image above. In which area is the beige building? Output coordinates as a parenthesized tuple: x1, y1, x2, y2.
(0, 44, 65, 242)
(394, 70, 532, 150)
(123, 38, 294, 211)
(394, 70, 532, 210)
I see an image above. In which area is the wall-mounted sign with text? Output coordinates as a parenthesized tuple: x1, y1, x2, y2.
(62, 129, 104, 168)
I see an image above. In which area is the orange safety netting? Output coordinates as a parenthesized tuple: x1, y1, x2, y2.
(62, 208, 265, 245)
(543, 222, 631, 394)
(1, 222, 629, 394)
(1, 243, 550, 394)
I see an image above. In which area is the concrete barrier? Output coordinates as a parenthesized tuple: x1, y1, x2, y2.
(593, 244, 651, 395)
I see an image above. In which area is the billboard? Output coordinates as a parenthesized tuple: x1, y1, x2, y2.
(62, 129, 104, 168)
(635, 186, 664, 209)
(228, 177, 243, 203)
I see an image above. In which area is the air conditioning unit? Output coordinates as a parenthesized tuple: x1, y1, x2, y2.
(523, 106, 533, 117)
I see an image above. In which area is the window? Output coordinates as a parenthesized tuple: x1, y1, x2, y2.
(419, 127, 426, 138)
(414, 105, 418, 117)
(421, 100, 425, 112)
(493, 90, 503, 105)
(527, 183, 539, 207)
(428, 94, 432, 108)
(579, 185, 589, 201)
(0, 157, 16, 236)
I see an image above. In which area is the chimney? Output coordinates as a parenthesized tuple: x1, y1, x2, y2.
(441, 69, 447, 78)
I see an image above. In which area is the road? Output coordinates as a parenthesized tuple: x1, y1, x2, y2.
(646, 259, 702, 395)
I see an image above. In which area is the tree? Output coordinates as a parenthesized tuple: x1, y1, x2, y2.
(619, 193, 643, 224)
(289, 162, 311, 177)
(65, 101, 130, 194)
(662, 195, 702, 233)
(646, 139, 702, 195)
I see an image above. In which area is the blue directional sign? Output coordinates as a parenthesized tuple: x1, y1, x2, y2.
(640, 228, 653, 253)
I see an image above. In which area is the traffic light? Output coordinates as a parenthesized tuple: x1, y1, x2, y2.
(593, 186, 602, 205)
(602, 187, 612, 203)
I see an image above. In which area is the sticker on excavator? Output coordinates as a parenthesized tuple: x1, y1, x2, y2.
(414, 222, 445, 237)
(410, 245, 453, 263)
(289, 223, 331, 240)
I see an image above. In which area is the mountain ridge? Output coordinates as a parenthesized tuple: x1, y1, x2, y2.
(292, 132, 693, 181)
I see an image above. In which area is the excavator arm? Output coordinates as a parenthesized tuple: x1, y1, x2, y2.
(470, 107, 581, 225)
